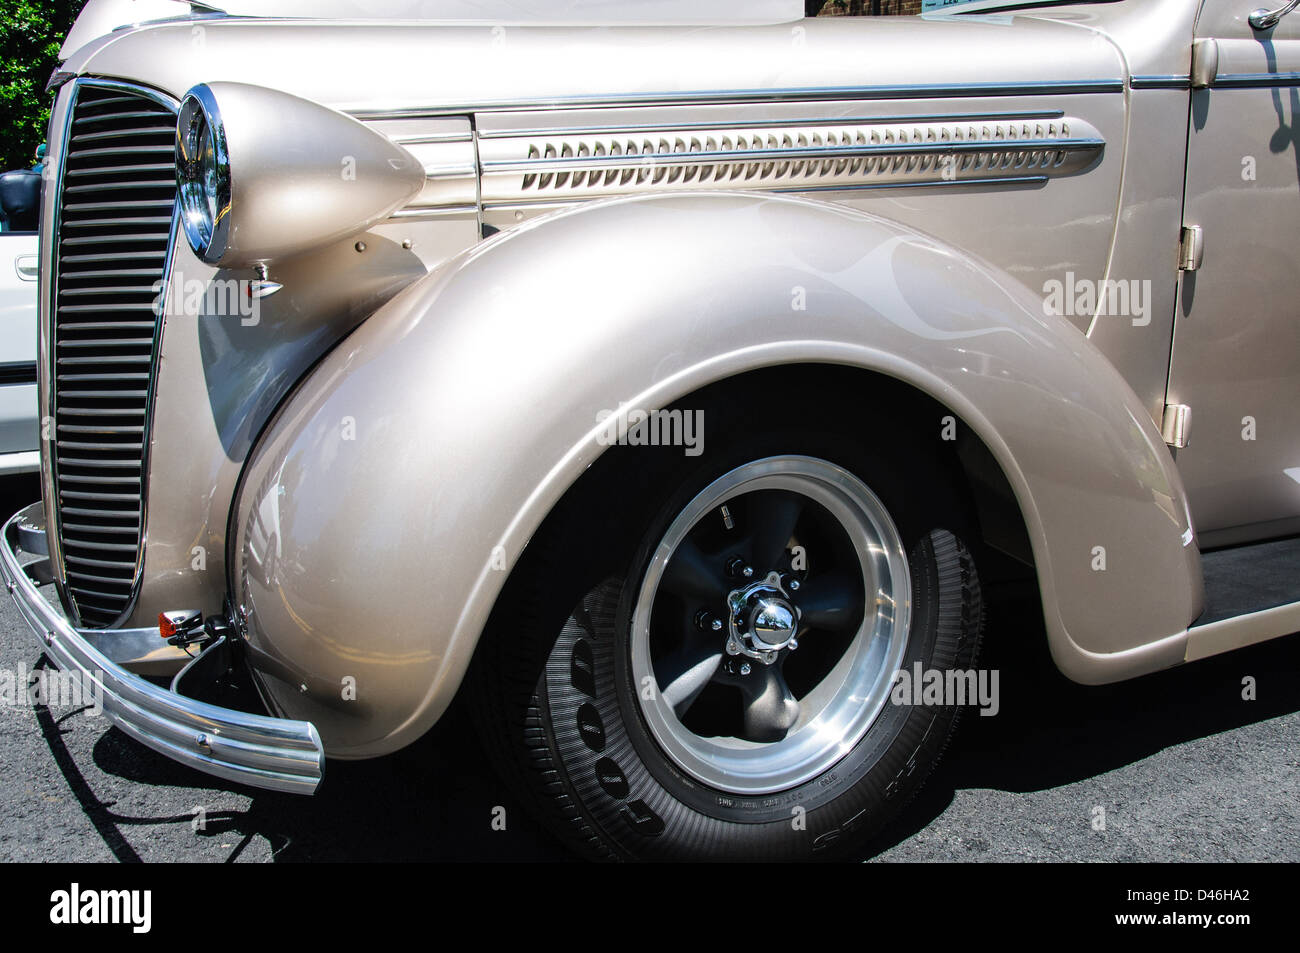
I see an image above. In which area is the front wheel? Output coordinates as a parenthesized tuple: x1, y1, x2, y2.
(474, 440, 983, 861)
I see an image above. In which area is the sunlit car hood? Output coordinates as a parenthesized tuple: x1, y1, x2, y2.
(60, 0, 807, 59)
(178, 0, 804, 18)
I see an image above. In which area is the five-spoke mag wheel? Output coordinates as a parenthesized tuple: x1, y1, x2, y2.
(473, 414, 984, 861)
(631, 456, 911, 794)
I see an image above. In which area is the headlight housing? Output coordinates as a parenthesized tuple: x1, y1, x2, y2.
(173, 82, 425, 268)
(176, 86, 231, 264)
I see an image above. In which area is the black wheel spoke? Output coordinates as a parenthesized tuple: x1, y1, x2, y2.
(657, 641, 723, 717)
(797, 570, 863, 633)
(738, 664, 800, 743)
(748, 493, 804, 571)
(660, 536, 727, 602)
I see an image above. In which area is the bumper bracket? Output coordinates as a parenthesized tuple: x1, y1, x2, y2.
(1, 504, 324, 794)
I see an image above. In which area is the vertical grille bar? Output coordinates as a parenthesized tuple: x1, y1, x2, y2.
(51, 81, 177, 627)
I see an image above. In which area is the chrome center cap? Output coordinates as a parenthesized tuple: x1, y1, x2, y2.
(725, 571, 802, 663)
(750, 598, 798, 648)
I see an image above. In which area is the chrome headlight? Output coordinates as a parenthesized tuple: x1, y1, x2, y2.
(176, 86, 231, 264)
(173, 82, 425, 268)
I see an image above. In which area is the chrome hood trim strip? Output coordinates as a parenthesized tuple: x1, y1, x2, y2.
(478, 114, 1105, 205)
(348, 80, 1126, 120)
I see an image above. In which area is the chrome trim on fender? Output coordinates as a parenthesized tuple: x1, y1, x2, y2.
(481, 138, 1106, 175)
(479, 116, 1104, 204)
(475, 109, 1071, 140)
(348, 80, 1126, 120)
(1, 507, 325, 795)
(362, 116, 476, 221)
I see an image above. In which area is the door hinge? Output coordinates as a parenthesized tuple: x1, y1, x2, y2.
(1161, 403, 1192, 449)
(1191, 38, 1219, 89)
(1179, 225, 1204, 272)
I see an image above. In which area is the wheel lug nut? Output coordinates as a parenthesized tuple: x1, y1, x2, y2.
(726, 557, 754, 579)
(788, 638, 798, 651)
(788, 578, 800, 591)
(694, 609, 723, 632)
(739, 662, 752, 676)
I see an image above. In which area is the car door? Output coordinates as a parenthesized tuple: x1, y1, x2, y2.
(0, 229, 39, 468)
(1167, 0, 1300, 545)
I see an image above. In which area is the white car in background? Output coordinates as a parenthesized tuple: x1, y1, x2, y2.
(0, 168, 41, 475)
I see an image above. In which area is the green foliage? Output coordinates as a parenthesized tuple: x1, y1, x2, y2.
(0, 0, 86, 171)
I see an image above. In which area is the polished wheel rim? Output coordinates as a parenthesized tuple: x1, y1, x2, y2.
(631, 455, 911, 795)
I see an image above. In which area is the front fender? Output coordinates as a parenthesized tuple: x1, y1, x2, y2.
(231, 192, 1202, 758)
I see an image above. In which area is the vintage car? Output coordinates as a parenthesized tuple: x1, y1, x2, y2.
(0, 169, 42, 475)
(2, 0, 1299, 861)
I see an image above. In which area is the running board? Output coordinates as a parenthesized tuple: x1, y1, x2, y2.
(1185, 536, 1300, 662)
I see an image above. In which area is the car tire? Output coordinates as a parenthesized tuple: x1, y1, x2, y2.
(471, 415, 984, 861)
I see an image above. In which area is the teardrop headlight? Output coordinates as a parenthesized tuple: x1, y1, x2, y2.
(176, 87, 230, 263)
(173, 82, 425, 268)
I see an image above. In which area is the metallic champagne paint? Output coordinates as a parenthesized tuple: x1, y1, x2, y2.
(178, 82, 427, 266)
(232, 193, 1200, 756)
(20, 0, 1296, 761)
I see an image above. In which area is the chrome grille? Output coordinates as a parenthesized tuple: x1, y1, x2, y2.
(51, 82, 177, 627)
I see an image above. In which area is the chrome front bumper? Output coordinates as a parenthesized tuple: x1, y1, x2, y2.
(1, 505, 324, 794)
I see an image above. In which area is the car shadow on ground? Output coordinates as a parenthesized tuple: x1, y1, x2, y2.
(858, 580, 1300, 859)
(39, 682, 566, 861)
(41, 577, 1297, 863)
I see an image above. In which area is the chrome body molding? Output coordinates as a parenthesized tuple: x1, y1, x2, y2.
(363, 116, 477, 220)
(0, 506, 324, 794)
(347, 80, 1127, 120)
(1129, 74, 1192, 89)
(472, 109, 1071, 140)
(1211, 71, 1300, 86)
(478, 115, 1103, 205)
(372, 108, 1106, 219)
